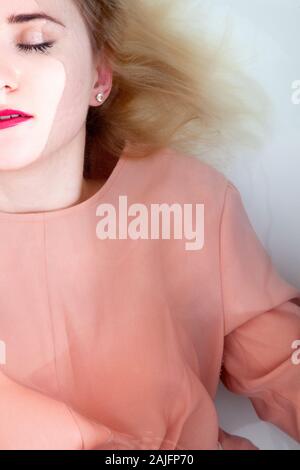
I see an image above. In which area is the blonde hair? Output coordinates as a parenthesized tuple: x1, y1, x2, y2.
(74, 0, 270, 178)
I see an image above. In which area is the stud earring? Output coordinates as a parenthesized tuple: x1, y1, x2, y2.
(96, 92, 105, 104)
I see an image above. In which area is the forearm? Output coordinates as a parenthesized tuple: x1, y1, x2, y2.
(0, 371, 111, 450)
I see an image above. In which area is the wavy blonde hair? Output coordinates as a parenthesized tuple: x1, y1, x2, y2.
(74, 0, 270, 178)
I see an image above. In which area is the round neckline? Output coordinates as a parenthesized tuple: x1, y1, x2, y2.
(0, 144, 128, 222)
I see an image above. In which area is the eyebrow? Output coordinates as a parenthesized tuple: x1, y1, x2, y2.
(7, 12, 66, 28)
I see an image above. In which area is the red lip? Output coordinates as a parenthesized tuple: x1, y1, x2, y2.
(0, 108, 33, 118)
(0, 115, 33, 131)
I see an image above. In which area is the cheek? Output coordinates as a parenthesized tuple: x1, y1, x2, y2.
(53, 56, 94, 132)
(31, 50, 93, 164)
(0, 57, 66, 170)
(53, 24, 95, 130)
(30, 56, 67, 144)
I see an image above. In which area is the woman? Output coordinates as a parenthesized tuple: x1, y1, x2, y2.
(0, 0, 299, 450)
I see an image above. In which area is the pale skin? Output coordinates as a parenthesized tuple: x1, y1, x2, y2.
(0, 0, 113, 214)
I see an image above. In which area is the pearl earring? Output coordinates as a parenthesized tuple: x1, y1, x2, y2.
(96, 92, 105, 104)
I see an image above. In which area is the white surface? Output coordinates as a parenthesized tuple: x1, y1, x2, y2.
(206, 0, 300, 289)
(189, 0, 300, 450)
(215, 382, 300, 450)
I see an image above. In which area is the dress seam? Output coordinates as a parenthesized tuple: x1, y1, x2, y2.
(42, 214, 84, 450)
(218, 181, 231, 374)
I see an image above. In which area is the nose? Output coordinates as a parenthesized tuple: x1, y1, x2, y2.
(0, 84, 18, 104)
(0, 66, 18, 99)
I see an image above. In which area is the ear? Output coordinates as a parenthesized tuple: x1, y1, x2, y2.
(90, 48, 113, 106)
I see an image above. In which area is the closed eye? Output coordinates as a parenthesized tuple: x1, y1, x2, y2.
(17, 42, 55, 54)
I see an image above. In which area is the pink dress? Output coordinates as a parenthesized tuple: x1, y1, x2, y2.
(0, 145, 299, 450)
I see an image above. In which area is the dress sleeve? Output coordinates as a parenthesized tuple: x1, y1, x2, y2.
(219, 182, 300, 444)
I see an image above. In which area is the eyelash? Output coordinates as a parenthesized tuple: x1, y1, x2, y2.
(17, 41, 55, 54)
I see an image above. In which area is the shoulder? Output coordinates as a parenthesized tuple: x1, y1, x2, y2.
(128, 146, 230, 208)
(163, 147, 229, 190)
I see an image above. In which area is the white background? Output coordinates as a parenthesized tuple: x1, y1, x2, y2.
(186, 0, 300, 450)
